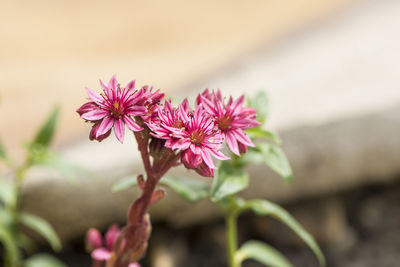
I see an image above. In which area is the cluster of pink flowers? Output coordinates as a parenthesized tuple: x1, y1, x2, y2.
(77, 76, 260, 177)
(86, 225, 140, 267)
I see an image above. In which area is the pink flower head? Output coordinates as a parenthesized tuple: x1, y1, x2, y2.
(198, 89, 260, 156)
(77, 75, 146, 143)
(147, 99, 190, 148)
(87, 225, 140, 266)
(169, 105, 230, 172)
(137, 85, 164, 121)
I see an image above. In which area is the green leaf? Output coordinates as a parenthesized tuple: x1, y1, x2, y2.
(246, 127, 282, 145)
(25, 254, 66, 267)
(160, 177, 210, 202)
(0, 207, 13, 226)
(0, 178, 16, 206)
(32, 106, 60, 148)
(236, 240, 292, 267)
(20, 212, 62, 251)
(112, 175, 138, 193)
(243, 199, 325, 267)
(0, 138, 8, 159)
(210, 161, 249, 202)
(0, 224, 20, 266)
(259, 143, 292, 183)
(247, 91, 269, 123)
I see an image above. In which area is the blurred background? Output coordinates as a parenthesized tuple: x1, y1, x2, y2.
(1, 0, 400, 266)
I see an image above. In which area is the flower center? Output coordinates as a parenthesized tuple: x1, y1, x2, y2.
(111, 101, 124, 117)
(190, 129, 205, 144)
(217, 114, 232, 130)
(172, 120, 184, 129)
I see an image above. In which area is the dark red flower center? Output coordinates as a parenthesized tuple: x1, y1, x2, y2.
(217, 114, 233, 130)
(111, 101, 124, 117)
(190, 129, 205, 144)
(172, 119, 184, 129)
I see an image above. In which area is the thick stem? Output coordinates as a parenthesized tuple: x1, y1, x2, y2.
(226, 213, 239, 267)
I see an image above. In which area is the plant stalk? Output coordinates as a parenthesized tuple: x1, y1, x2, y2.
(226, 212, 239, 267)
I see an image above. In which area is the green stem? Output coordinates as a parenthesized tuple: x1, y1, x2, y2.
(226, 212, 239, 267)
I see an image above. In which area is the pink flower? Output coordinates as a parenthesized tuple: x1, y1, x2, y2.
(147, 99, 190, 148)
(86, 225, 140, 267)
(170, 106, 229, 171)
(77, 75, 146, 143)
(198, 89, 260, 156)
(137, 85, 164, 121)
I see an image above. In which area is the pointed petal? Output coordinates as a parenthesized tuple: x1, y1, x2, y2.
(179, 102, 189, 122)
(108, 75, 117, 91)
(99, 79, 112, 96)
(200, 95, 216, 114)
(233, 128, 255, 147)
(200, 149, 215, 169)
(208, 148, 230, 160)
(92, 248, 111, 261)
(126, 80, 136, 91)
(96, 116, 114, 137)
(123, 116, 143, 132)
(81, 109, 109, 121)
(226, 131, 240, 156)
(114, 119, 125, 143)
(86, 87, 104, 105)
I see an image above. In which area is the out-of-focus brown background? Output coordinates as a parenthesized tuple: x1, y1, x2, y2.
(0, 0, 349, 151)
(2, 0, 400, 266)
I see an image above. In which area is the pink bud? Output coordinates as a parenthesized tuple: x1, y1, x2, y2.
(195, 162, 214, 177)
(238, 142, 248, 154)
(86, 228, 102, 252)
(105, 225, 120, 251)
(182, 150, 202, 169)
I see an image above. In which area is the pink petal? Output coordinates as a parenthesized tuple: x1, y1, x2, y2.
(123, 116, 143, 132)
(128, 263, 141, 267)
(96, 116, 114, 137)
(208, 148, 230, 160)
(108, 75, 117, 91)
(99, 79, 112, 96)
(76, 102, 97, 116)
(233, 128, 255, 147)
(200, 95, 216, 114)
(190, 144, 202, 155)
(200, 149, 215, 169)
(81, 109, 109, 121)
(114, 119, 125, 143)
(92, 248, 111, 261)
(231, 95, 245, 115)
(126, 80, 136, 91)
(226, 131, 240, 156)
(126, 106, 146, 116)
(179, 101, 189, 122)
(86, 87, 104, 105)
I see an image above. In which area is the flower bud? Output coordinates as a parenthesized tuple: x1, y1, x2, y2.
(238, 141, 248, 154)
(105, 225, 120, 251)
(195, 162, 214, 177)
(182, 150, 202, 169)
(86, 228, 102, 252)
